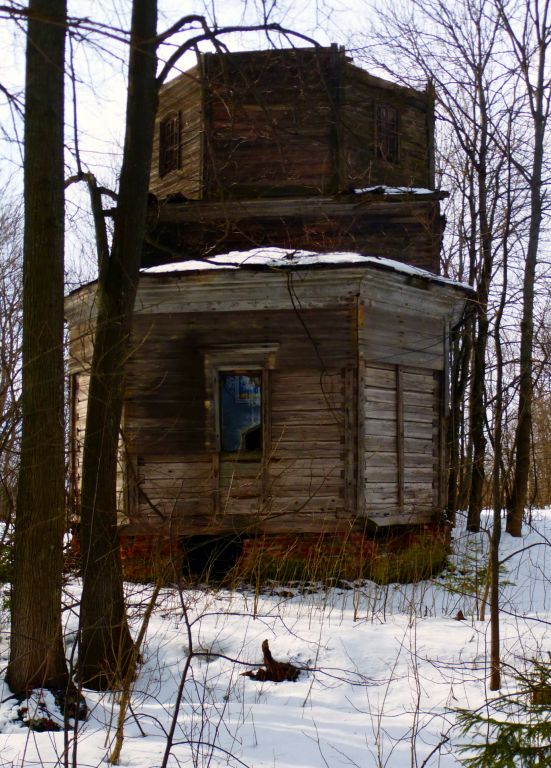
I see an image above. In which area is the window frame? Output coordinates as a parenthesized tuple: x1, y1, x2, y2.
(159, 110, 182, 177)
(201, 344, 279, 457)
(374, 103, 399, 164)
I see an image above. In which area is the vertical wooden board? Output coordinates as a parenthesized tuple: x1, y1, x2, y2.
(401, 366, 440, 513)
(396, 366, 404, 513)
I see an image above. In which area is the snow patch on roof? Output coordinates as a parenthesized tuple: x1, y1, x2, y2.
(143, 248, 368, 273)
(353, 186, 437, 196)
(142, 247, 472, 292)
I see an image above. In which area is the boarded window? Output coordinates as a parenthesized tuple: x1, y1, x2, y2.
(375, 104, 399, 163)
(159, 111, 181, 176)
(220, 372, 262, 454)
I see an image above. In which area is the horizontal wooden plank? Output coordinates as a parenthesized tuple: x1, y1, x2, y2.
(363, 364, 395, 388)
(139, 477, 213, 495)
(136, 460, 213, 478)
(403, 422, 435, 440)
(219, 497, 261, 515)
(271, 444, 344, 459)
(267, 495, 343, 514)
(272, 424, 343, 441)
(366, 511, 437, 527)
(402, 370, 438, 391)
(365, 436, 433, 454)
(267, 476, 342, 493)
(364, 467, 434, 484)
(268, 458, 343, 477)
(137, 498, 212, 519)
(272, 410, 344, 427)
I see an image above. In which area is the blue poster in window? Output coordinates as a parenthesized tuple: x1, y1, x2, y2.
(220, 372, 262, 453)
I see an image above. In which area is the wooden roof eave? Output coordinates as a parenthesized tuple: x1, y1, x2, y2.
(150, 191, 447, 226)
(65, 260, 471, 327)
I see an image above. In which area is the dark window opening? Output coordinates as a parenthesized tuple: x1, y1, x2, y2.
(375, 104, 399, 163)
(159, 111, 181, 177)
(220, 372, 262, 454)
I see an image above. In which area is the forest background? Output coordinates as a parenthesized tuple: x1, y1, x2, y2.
(0, 0, 549, 762)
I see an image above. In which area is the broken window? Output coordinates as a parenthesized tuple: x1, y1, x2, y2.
(219, 372, 262, 454)
(375, 104, 399, 163)
(159, 111, 181, 176)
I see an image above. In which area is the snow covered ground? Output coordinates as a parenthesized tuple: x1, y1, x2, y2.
(0, 509, 550, 767)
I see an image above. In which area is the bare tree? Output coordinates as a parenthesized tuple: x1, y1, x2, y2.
(358, 0, 520, 532)
(6, 0, 69, 694)
(75, 8, 318, 690)
(500, 0, 551, 536)
(0, 193, 22, 524)
(77, 0, 159, 690)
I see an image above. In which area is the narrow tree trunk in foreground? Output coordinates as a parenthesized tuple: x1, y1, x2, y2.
(78, 0, 158, 691)
(6, 0, 69, 694)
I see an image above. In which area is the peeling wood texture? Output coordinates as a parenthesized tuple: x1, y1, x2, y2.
(150, 47, 433, 202)
(144, 46, 441, 272)
(66, 263, 469, 536)
(65, 45, 471, 543)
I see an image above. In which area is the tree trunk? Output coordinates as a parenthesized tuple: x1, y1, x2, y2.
(446, 316, 473, 522)
(502, 0, 548, 537)
(507, 178, 542, 535)
(467, 80, 493, 533)
(6, 0, 69, 694)
(78, 0, 158, 691)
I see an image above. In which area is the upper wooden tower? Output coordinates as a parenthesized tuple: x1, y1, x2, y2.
(145, 46, 442, 271)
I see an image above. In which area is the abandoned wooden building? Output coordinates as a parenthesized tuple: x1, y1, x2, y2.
(66, 46, 472, 581)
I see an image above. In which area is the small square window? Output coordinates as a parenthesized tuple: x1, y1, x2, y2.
(159, 111, 181, 177)
(375, 104, 399, 163)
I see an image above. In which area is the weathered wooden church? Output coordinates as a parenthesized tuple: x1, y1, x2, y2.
(66, 46, 471, 581)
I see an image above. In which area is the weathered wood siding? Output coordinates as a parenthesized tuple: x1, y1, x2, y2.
(342, 65, 433, 189)
(149, 65, 203, 199)
(203, 48, 339, 199)
(267, 369, 346, 525)
(144, 196, 443, 273)
(360, 363, 441, 526)
(148, 47, 434, 202)
(122, 305, 355, 534)
(65, 263, 467, 535)
(70, 371, 126, 524)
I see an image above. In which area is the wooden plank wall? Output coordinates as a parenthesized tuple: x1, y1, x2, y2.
(148, 48, 433, 202)
(203, 48, 338, 198)
(70, 372, 127, 524)
(149, 66, 203, 199)
(122, 306, 354, 533)
(362, 363, 440, 526)
(266, 369, 346, 526)
(342, 65, 431, 189)
(144, 198, 442, 273)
